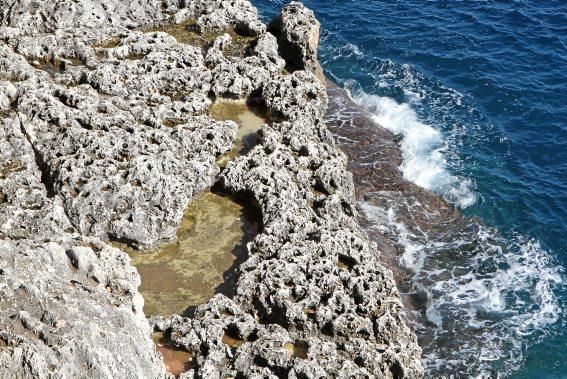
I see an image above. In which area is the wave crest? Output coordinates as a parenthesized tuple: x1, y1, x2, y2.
(344, 80, 477, 208)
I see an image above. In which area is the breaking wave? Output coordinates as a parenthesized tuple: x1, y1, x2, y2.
(361, 201, 563, 376)
(343, 80, 477, 209)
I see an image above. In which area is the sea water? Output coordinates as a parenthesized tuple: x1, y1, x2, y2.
(254, 1, 566, 377)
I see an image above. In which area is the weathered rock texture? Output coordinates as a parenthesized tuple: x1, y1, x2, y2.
(269, 1, 320, 73)
(0, 114, 165, 377)
(0, 0, 423, 377)
(156, 70, 423, 377)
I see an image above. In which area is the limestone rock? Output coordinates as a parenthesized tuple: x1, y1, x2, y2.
(16, 80, 236, 249)
(0, 0, 171, 36)
(0, 0, 423, 377)
(193, 0, 266, 37)
(269, 1, 321, 72)
(163, 15, 423, 374)
(0, 115, 73, 240)
(262, 70, 328, 122)
(0, 237, 166, 378)
(0, 113, 166, 377)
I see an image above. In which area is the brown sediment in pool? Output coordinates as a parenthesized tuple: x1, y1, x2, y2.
(304, 306, 317, 320)
(152, 333, 194, 377)
(336, 254, 357, 271)
(284, 341, 309, 359)
(221, 332, 246, 348)
(0, 162, 25, 180)
(30, 57, 84, 75)
(210, 100, 268, 166)
(161, 118, 186, 128)
(93, 37, 120, 49)
(145, 21, 254, 58)
(119, 101, 265, 318)
(125, 53, 147, 61)
(124, 187, 260, 317)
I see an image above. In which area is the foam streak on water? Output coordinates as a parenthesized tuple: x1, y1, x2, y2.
(361, 201, 563, 376)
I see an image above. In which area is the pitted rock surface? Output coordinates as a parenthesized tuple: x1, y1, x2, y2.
(0, 237, 165, 377)
(192, 0, 266, 37)
(157, 56, 423, 379)
(269, 1, 321, 73)
(0, 113, 166, 377)
(0, 0, 282, 249)
(0, 0, 423, 377)
(0, 115, 73, 240)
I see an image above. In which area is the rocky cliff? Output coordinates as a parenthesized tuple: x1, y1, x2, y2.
(0, 1, 422, 377)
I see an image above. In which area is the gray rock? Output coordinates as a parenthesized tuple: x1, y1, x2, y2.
(193, 0, 266, 37)
(163, 18, 423, 375)
(269, 1, 321, 73)
(206, 32, 285, 99)
(0, 113, 167, 378)
(16, 79, 236, 249)
(0, 0, 171, 36)
(0, 237, 166, 378)
(262, 70, 328, 122)
(0, 115, 73, 240)
(0, 0, 423, 377)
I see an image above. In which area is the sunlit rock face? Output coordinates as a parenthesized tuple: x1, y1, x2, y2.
(0, 0, 423, 377)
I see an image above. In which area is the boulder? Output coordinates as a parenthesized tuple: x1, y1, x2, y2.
(269, 1, 321, 74)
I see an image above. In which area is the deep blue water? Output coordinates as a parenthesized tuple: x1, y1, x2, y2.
(255, 0, 566, 377)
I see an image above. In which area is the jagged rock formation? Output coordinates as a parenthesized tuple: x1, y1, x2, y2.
(269, 1, 320, 73)
(0, 0, 423, 377)
(158, 69, 423, 377)
(0, 114, 165, 377)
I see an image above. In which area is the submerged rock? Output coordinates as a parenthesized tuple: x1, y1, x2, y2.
(124, 189, 260, 317)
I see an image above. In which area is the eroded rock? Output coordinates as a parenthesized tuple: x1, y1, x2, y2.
(159, 12, 423, 376)
(0, 237, 165, 378)
(0, 0, 423, 377)
(269, 1, 321, 73)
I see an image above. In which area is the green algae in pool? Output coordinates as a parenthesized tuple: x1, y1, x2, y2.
(210, 100, 267, 167)
(125, 189, 260, 317)
(284, 340, 309, 359)
(145, 21, 254, 58)
(153, 333, 194, 377)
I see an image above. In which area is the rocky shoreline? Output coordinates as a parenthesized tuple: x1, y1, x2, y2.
(0, 1, 422, 377)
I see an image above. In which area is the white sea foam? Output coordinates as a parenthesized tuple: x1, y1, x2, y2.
(345, 43, 364, 58)
(360, 201, 563, 375)
(343, 80, 477, 208)
(350, 75, 563, 374)
(326, 41, 365, 62)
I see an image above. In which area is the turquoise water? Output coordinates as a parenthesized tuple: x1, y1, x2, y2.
(255, 1, 566, 377)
